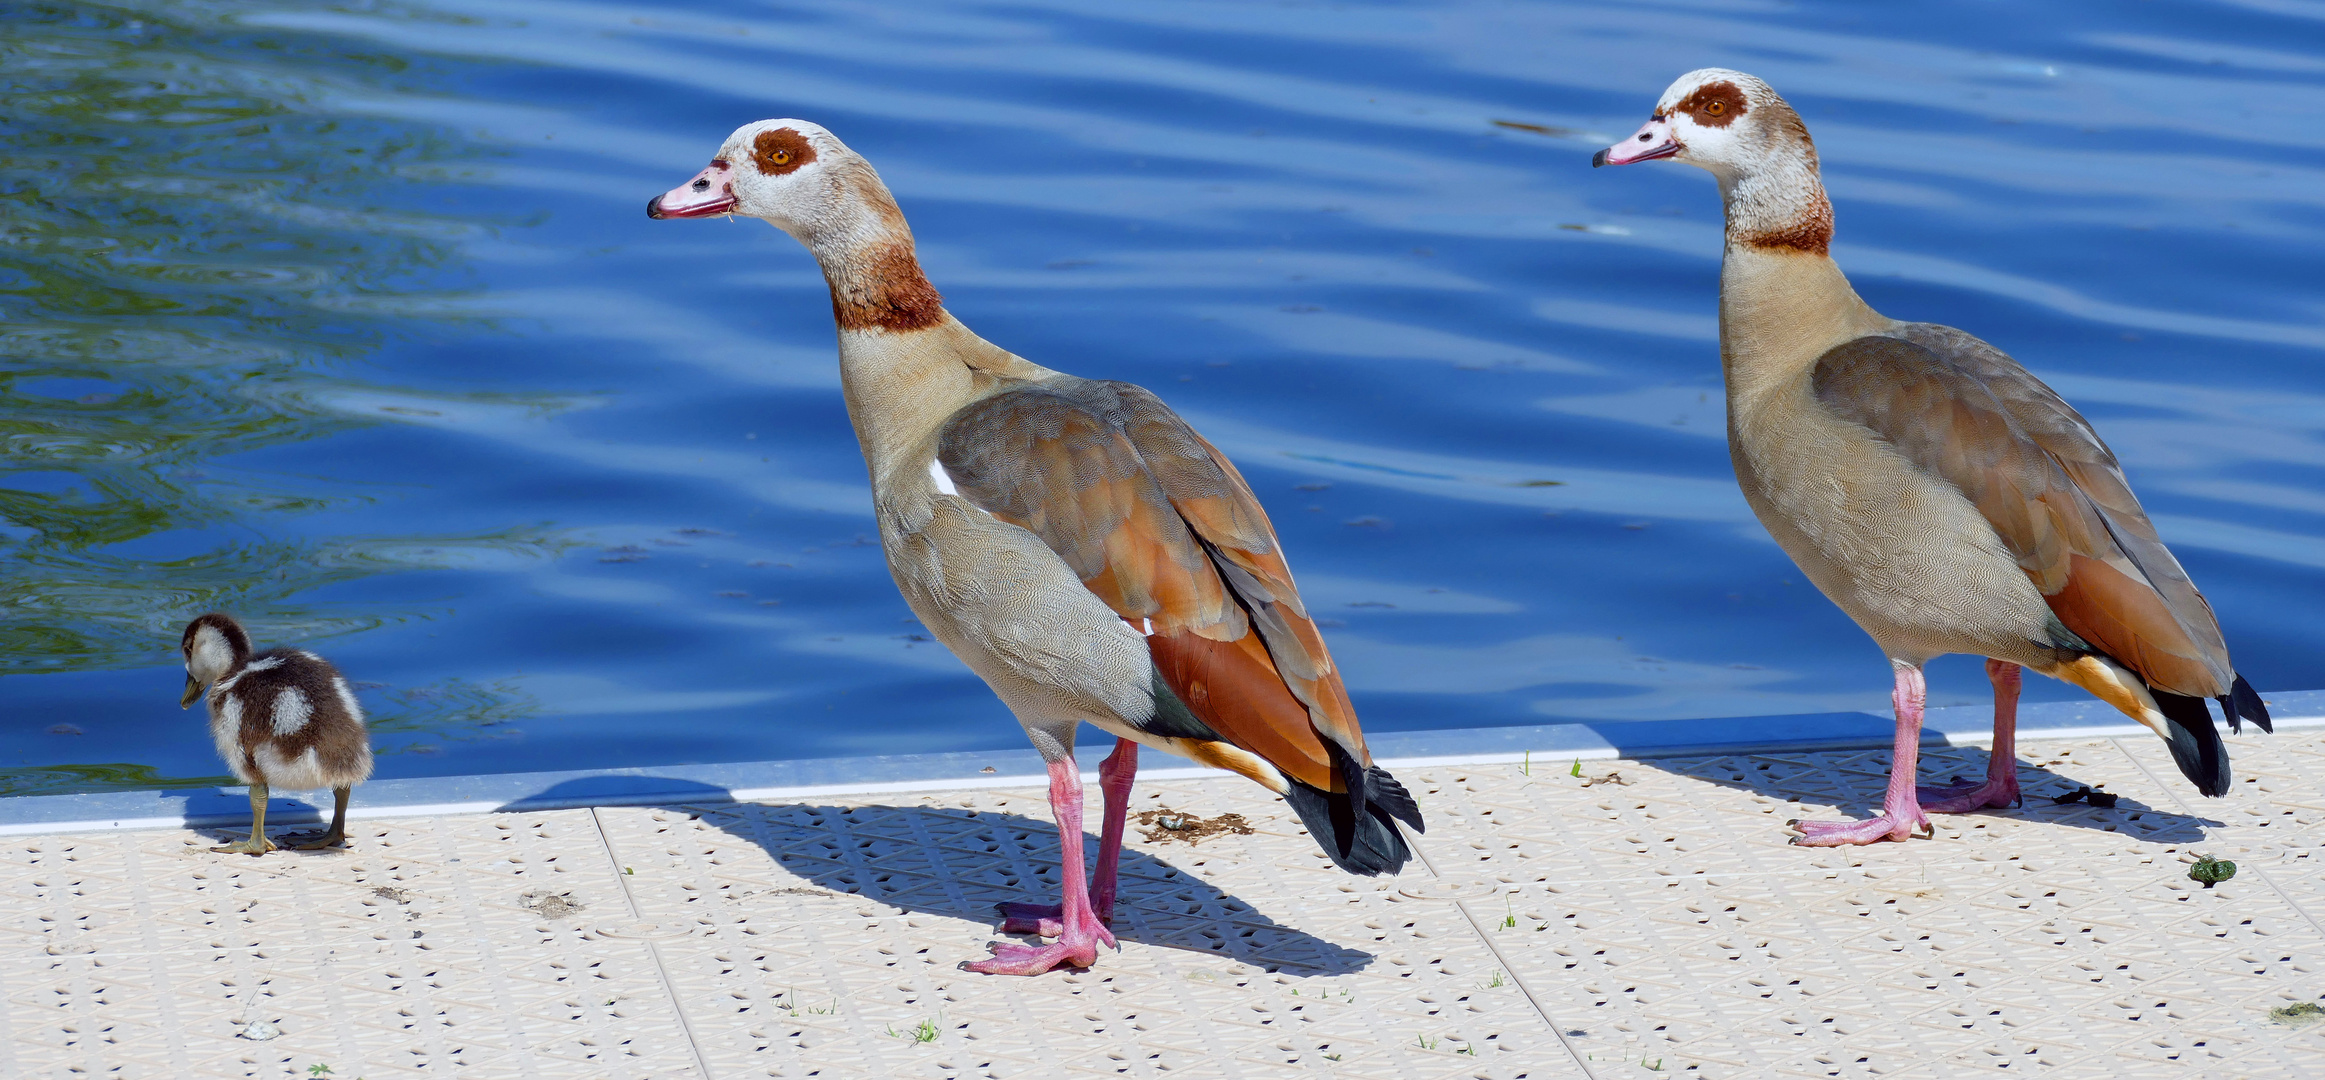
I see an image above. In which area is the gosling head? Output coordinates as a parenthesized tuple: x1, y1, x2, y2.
(179, 612, 251, 708)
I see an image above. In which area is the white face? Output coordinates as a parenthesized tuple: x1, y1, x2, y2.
(1594, 68, 1775, 178)
(647, 119, 848, 236)
(184, 624, 235, 684)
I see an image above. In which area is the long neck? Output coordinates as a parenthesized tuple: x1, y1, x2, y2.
(1719, 165, 1832, 257)
(810, 230, 944, 335)
(800, 201, 1042, 484)
(1714, 153, 1884, 405)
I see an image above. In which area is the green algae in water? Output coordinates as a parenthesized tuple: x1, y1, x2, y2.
(0, 763, 233, 798)
(0, 0, 523, 676)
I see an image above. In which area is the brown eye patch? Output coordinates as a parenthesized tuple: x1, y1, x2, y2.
(1676, 80, 1748, 127)
(752, 128, 816, 176)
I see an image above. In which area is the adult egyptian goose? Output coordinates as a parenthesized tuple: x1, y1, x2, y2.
(180, 613, 374, 854)
(1594, 70, 2270, 846)
(648, 121, 1424, 973)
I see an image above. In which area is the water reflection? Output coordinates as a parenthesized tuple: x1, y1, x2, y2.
(0, 2, 553, 785)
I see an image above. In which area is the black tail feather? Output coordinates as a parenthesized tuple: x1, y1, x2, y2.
(1281, 764, 1423, 875)
(1319, 740, 1367, 858)
(2228, 675, 2273, 734)
(2156, 692, 2231, 797)
(1366, 766, 1425, 833)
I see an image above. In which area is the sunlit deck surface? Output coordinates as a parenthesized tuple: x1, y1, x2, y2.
(9, 720, 2325, 1079)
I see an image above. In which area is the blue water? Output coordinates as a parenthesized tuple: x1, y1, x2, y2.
(4, 0, 2322, 793)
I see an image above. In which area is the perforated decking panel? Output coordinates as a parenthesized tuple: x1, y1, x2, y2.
(5, 731, 2323, 1078)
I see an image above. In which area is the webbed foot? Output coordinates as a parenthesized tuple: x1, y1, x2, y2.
(1787, 810, 1932, 846)
(1917, 773, 2020, 814)
(287, 829, 347, 851)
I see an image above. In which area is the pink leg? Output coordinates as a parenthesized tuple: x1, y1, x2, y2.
(965, 758, 1119, 975)
(1000, 740, 1138, 937)
(1791, 666, 1936, 846)
(1919, 660, 2023, 813)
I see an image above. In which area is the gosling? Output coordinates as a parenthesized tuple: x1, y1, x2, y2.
(179, 613, 373, 854)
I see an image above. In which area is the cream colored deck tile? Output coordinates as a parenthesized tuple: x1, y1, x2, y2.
(11, 730, 2325, 1076)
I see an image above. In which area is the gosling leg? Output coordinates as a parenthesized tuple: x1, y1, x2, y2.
(212, 784, 277, 855)
(291, 787, 352, 850)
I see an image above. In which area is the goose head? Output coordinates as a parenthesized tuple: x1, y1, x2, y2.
(1593, 69, 1831, 255)
(647, 120, 901, 243)
(179, 612, 251, 707)
(648, 119, 943, 332)
(1592, 69, 1816, 183)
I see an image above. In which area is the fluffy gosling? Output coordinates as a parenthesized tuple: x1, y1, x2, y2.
(179, 613, 374, 854)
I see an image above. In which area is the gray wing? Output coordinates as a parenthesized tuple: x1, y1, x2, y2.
(1811, 325, 2232, 697)
(934, 376, 1374, 793)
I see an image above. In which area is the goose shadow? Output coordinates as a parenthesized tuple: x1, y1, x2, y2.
(1628, 740, 2223, 844)
(508, 777, 1373, 976)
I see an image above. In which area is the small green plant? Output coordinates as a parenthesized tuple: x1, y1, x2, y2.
(1482, 969, 1506, 989)
(623, 866, 635, 875)
(307, 1067, 333, 1077)
(1500, 895, 1518, 930)
(781, 990, 838, 1016)
(1415, 1034, 1438, 1050)
(1570, 758, 1583, 778)
(1323, 1052, 1342, 1061)
(888, 1018, 939, 1043)
(1456, 1044, 1477, 1055)
(1522, 751, 1530, 776)
(2189, 856, 2236, 888)
(1643, 1057, 1665, 1071)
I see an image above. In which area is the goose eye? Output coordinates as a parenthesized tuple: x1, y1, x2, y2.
(1705, 101, 1725, 116)
(768, 149, 792, 166)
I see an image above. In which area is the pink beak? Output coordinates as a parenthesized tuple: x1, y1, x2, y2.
(646, 160, 738, 219)
(1592, 117, 1679, 167)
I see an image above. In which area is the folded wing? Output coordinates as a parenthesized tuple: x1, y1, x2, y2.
(1810, 326, 2242, 706)
(936, 377, 1419, 870)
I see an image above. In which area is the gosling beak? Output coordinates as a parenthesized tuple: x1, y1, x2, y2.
(1593, 116, 1679, 167)
(647, 159, 738, 219)
(180, 673, 203, 709)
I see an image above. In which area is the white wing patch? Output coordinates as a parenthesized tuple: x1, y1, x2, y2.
(211, 696, 251, 783)
(330, 676, 365, 726)
(928, 456, 960, 495)
(271, 686, 313, 737)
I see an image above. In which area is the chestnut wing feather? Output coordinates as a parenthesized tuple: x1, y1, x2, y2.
(936, 378, 1368, 788)
(1811, 327, 2232, 696)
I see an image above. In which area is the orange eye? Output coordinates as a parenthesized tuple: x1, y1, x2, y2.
(768, 149, 792, 166)
(1705, 101, 1725, 116)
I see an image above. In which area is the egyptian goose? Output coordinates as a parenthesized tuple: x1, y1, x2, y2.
(180, 613, 374, 854)
(1594, 70, 2269, 846)
(648, 121, 1424, 973)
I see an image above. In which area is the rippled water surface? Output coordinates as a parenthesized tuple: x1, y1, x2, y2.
(5, 0, 2323, 792)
